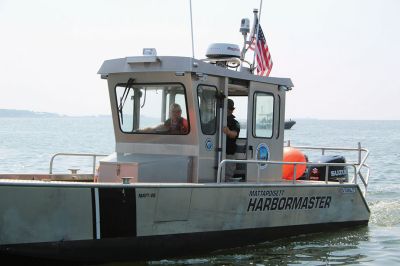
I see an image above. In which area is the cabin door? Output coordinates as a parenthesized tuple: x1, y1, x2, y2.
(245, 82, 283, 182)
(196, 78, 222, 183)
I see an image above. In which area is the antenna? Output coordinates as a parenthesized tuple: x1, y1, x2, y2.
(189, 0, 195, 59)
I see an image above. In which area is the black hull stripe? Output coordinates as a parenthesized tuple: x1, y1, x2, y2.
(0, 220, 368, 263)
(98, 187, 137, 238)
(90, 188, 97, 239)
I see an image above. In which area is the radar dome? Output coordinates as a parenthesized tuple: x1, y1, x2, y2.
(206, 43, 241, 59)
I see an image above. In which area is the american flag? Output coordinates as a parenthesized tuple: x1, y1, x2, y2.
(250, 25, 273, 77)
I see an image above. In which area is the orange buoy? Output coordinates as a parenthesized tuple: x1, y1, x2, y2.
(282, 147, 306, 180)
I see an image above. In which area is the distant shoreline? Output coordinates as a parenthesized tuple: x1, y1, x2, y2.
(0, 109, 110, 118)
(1, 109, 398, 121)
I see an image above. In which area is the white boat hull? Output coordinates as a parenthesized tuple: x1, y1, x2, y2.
(0, 181, 369, 262)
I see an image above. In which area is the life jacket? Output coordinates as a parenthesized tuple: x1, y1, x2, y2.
(164, 117, 188, 134)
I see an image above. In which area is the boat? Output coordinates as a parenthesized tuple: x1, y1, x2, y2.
(0, 10, 370, 264)
(284, 119, 296, 129)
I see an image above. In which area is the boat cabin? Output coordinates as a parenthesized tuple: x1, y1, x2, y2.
(97, 48, 293, 184)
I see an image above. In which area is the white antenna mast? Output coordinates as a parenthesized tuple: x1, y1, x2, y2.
(189, 0, 195, 58)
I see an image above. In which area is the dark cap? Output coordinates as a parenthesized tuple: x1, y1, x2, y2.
(227, 99, 235, 110)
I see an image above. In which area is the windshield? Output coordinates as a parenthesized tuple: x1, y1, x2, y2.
(115, 83, 189, 135)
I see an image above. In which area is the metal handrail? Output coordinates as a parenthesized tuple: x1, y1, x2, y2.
(286, 144, 369, 157)
(49, 153, 108, 174)
(217, 160, 369, 196)
(217, 142, 370, 196)
(286, 142, 370, 194)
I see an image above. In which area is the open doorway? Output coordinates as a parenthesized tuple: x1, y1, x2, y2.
(228, 95, 248, 180)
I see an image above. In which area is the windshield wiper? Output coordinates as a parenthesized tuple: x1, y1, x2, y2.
(118, 78, 135, 124)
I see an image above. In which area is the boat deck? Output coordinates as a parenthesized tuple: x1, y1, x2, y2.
(0, 174, 355, 188)
(0, 173, 93, 182)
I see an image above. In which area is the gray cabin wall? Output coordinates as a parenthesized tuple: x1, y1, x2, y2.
(106, 72, 200, 183)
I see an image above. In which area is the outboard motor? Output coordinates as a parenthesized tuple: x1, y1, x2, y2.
(301, 155, 348, 182)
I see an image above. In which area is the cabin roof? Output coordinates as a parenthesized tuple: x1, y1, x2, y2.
(98, 56, 294, 88)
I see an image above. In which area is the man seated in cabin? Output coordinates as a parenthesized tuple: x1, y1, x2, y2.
(139, 103, 188, 134)
(223, 99, 240, 181)
(163, 103, 189, 134)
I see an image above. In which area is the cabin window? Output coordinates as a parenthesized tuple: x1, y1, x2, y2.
(115, 83, 189, 135)
(253, 92, 274, 138)
(197, 85, 217, 135)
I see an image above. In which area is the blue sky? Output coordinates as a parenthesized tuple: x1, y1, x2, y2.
(0, 0, 399, 119)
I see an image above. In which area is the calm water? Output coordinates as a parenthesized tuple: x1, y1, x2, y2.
(0, 118, 399, 265)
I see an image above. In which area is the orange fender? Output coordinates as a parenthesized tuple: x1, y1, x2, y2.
(282, 147, 306, 180)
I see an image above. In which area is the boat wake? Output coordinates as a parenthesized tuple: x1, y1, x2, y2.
(369, 200, 400, 227)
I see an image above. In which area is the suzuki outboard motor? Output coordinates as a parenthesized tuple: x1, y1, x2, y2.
(301, 155, 348, 182)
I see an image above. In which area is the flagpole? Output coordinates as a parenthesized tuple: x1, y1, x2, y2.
(252, 0, 263, 72)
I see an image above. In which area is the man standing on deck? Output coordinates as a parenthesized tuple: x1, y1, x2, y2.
(223, 99, 240, 181)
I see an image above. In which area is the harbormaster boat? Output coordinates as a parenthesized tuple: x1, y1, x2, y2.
(0, 14, 370, 264)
